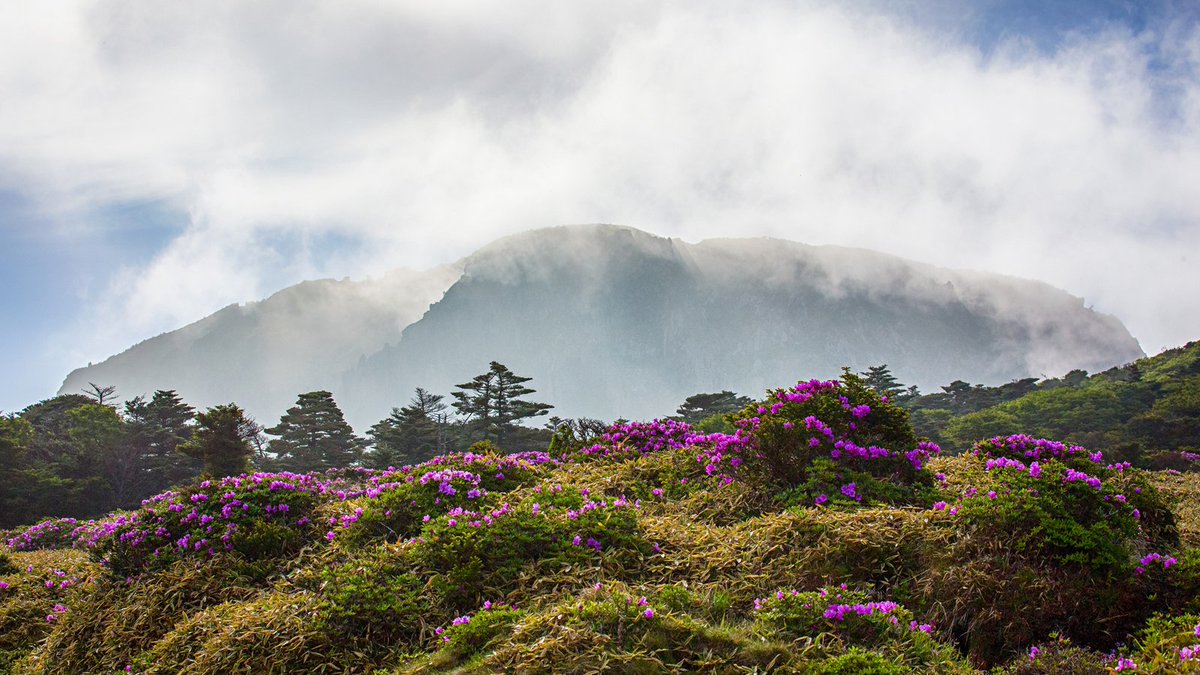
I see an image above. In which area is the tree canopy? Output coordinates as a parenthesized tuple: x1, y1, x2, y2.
(266, 391, 363, 472)
(452, 361, 553, 446)
(368, 388, 447, 469)
(182, 404, 258, 478)
(673, 391, 752, 426)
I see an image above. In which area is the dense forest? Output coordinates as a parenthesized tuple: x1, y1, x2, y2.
(1, 344, 1199, 673)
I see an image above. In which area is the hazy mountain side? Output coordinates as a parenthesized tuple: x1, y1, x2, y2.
(689, 238, 1144, 380)
(59, 264, 461, 421)
(340, 225, 1143, 429)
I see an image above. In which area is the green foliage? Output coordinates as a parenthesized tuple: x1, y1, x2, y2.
(1126, 612, 1200, 673)
(312, 547, 434, 644)
(674, 391, 752, 426)
(907, 341, 1200, 464)
(452, 361, 553, 447)
(180, 404, 257, 477)
(368, 387, 448, 468)
(957, 437, 1177, 573)
(739, 371, 935, 507)
(123, 390, 199, 494)
(266, 390, 363, 472)
(439, 606, 525, 658)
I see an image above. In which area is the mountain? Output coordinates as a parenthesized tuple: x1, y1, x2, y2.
(58, 265, 461, 420)
(60, 225, 1144, 430)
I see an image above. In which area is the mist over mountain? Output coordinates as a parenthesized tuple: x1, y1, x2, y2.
(59, 265, 461, 419)
(340, 225, 1143, 429)
(60, 225, 1143, 430)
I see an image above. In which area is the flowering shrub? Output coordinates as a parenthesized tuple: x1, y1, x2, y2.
(954, 435, 1178, 573)
(751, 585, 963, 670)
(1123, 613, 1200, 672)
(5, 518, 95, 552)
(436, 601, 525, 657)
(409, 492, 650, 608)
(86, 473, 330, 577)
(327, 450, 552, 546)
(734, 372, 939, 506)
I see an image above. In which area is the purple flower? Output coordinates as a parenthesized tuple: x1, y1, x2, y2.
(643, 608, 655, 619)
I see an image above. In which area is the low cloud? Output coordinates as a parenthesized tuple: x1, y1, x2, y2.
(2, 0, 1198, 365)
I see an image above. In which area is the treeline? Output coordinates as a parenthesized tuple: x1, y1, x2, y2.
(0, 362, 566, 529)
(5, 344, 1199, 529)
(873, 342, 1200, 467)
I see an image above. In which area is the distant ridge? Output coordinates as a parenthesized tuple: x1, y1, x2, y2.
(61, 225, 1144, 430)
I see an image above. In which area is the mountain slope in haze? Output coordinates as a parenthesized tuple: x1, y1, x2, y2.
(60, 225, 1143, 430)
(339, 225, 1144, 428)
(59, 265, 461, 419)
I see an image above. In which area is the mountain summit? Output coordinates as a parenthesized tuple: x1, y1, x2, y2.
(61, 225, 1144, 429)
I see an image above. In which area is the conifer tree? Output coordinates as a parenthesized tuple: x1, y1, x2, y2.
(181, 404, 256, 478)
(674, 391, 752, 425)
(125, 390, 199, 491)
(368, 388, 446, 468)
(452, 362, 552, 446)
(266, 391, 363, 472)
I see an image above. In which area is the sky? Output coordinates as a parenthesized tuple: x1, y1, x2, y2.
(2, 0, 1199, 413)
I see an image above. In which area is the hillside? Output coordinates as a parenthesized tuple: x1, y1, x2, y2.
(4, 373, 1199, 673)
(907, 340, 1200, 464)
(59, 225, 1144, 431)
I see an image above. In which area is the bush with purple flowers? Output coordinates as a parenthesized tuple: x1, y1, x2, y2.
(752, 585, 967, 671)
(733, 371, 940, 507)
(953, 435, 1177, 573)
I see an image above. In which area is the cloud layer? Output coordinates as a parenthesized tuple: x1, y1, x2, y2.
(2, 0, 1199, 373)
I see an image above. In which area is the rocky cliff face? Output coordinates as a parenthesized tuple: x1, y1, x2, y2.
(61, 225, 1144, 430)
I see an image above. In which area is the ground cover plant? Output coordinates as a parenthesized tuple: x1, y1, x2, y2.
(2, 372, 1199, 673)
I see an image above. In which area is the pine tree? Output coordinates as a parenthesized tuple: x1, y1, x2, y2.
(674, 391, 752, 425)
(452, 362, 553, 446)
(124, 390, 198, 492)
(181, 404, 256, 478)
(266, 391, 363, 472)
(368, 388, 446, 468)
(861, 365, 905, 399)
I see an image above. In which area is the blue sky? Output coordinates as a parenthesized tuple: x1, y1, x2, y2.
(2, 0, 1199, 412)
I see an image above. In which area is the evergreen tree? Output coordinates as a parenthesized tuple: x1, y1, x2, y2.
(673, 391, 752, 425)
(452, 362, 553, 446)
(368, 388, 447, 468)
(124, 390, 199, 493)
(860, 365, 904, 399)
(266, 391, 363, 472)
(181, 404, 257, 477)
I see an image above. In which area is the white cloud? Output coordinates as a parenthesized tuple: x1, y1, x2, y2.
(1, 0, 1198, 364)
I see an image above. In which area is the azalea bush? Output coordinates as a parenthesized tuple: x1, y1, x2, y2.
(734, 372, 940, 506)
(752, 585, 968, 672)
(953, 435, 1177, 573)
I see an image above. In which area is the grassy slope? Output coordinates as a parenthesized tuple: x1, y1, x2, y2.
(3, 383, 1200, 674)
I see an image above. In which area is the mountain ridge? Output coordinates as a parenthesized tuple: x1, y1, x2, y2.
(60, 225, 1144, 430)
